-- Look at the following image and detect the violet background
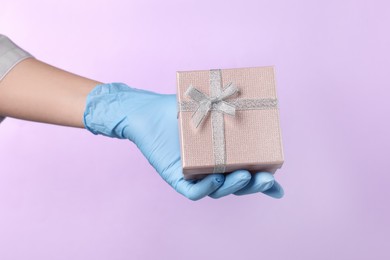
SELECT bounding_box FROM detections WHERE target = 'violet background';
[1,0,389,259]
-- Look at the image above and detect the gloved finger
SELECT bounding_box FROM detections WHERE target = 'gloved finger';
[261,180,284,199]
[234,171,275,196]
[176,174,225,201]
[209,170,251,199]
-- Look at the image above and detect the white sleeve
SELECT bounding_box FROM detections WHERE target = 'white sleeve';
[0,34,34,123]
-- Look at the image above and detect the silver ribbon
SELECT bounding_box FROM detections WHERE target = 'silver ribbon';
[185,82,239,128]
[178,69,278,174]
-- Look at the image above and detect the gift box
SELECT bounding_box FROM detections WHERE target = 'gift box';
[176,66,284,180]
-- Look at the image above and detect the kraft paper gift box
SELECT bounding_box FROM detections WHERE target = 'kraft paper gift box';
[176,66,284,180]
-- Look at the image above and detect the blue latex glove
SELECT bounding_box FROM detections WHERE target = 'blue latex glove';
[83,83,284,200]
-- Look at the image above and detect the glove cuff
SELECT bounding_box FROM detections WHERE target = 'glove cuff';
[83,82,131,139]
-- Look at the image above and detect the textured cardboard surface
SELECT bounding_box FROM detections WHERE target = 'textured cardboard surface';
[177,66,284,179]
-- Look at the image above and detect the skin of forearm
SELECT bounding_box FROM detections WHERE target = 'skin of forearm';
[0,58,101,128]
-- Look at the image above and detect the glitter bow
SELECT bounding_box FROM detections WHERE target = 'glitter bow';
[185,82,239,128]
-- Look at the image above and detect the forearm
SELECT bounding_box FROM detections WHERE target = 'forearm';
[0,58,101,128]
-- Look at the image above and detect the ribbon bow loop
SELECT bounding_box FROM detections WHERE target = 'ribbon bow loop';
[185,82,239,128]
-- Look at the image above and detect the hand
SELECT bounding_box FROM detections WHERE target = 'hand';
[83,83,284,200]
